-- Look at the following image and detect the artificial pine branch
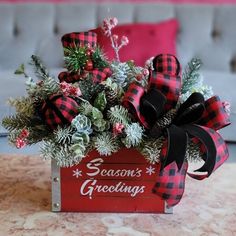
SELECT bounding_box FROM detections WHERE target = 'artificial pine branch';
[8,97,35,117]
[185,140,203,162]
[107,105,131,126]
[27,125,51,144]
[26,77,60,101]
[122,123,144,148]
[181,58,202,94]
[180,58,213,102]
[2,114,33,132]
[2,114,50,144]
[30,55,50,80]
[64,46,88,72]
[139,136,165,164]
[53,126,74,145]
[92,47,109,68]
[40,140,77,167]
[94,132,119,156]
[78,78,105,101]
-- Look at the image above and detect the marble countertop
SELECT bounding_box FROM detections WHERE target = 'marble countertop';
[0,153,235,236]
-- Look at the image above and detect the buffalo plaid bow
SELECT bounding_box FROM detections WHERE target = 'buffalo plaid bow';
[59,32,112,84]
[123,54,230,207]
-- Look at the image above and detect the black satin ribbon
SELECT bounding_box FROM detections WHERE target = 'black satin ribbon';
[140,90,215,173]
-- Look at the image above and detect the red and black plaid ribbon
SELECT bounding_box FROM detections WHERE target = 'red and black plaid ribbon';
[41,95,79,130]
[91,67,112,84]
[123,53,230,207]
[58,72,81,83]
[59,31,111,85]
[62,32,97,48]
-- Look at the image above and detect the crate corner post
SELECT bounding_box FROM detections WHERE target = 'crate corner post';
[51,159,61,212]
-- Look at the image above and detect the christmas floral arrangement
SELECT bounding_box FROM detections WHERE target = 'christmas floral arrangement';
[2,18,231,207]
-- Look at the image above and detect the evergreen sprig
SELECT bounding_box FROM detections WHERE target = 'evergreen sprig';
[108,105,131,126]
[26,77,60,101]
[2,114,32,132]
[40,140,77,167]
[185,140,202,162]
[181,58,202,94]
[94,132,119,156]
[30,55,50,80]
[27,124,51,144]
[54,126,75,145]
[8,97,35,117]
[78,78,105,101]
[122,123,144,148]
[92,46,109,68]
[139,137,165,164]
[180,58,213,102]
[64,46,88,72]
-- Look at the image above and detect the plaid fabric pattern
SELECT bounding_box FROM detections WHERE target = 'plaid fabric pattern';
[187,125,229,180]
[153,160,188,207]
[91,67,112,84]
[41,95,79,130]
[58,71,81,83]
[153,54,181,77]
[61,31,97,49]
[122,82,148,128]
[149,72,181,111]
[198,96,231,130]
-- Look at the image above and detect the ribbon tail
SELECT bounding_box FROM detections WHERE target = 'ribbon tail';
[182,124,229,180]
[153,161,188,207]
[161,125,188,171]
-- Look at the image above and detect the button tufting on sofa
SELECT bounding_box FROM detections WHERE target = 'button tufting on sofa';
[212,29,221,39]
[230,57,236,73]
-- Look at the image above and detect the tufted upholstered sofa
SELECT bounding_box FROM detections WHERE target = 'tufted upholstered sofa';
[0,2,235,141]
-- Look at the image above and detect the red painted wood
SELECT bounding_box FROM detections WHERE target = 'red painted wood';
[60,148,167,213]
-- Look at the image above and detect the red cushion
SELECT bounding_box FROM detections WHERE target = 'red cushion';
[92,19,179,66]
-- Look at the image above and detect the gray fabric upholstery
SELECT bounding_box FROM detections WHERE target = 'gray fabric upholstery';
[0,3,235,141]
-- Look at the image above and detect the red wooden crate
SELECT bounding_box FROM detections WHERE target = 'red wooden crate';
[51,148,173,213]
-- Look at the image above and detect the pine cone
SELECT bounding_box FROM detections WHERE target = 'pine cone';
[149,109,177,138]
[105,87,119,109]
[79,79,105,101]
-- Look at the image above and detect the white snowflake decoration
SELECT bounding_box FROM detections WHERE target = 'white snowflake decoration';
[146,166,156,176]
[72,168,82,178]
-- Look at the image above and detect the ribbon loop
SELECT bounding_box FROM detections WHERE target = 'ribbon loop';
[174,92,205,125]
[122,82,148,127]
[140,88,166,127]
[198,96,231,130]
[152,54,181,77]
[149,72,181,111]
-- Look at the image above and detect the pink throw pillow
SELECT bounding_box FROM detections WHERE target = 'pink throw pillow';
[92,19,179,66]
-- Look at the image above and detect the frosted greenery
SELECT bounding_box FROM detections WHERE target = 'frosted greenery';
[107,105,131,126]
[180,58,213,102]
[122,123,144,148]
[94,132,120,156]
[139,137,165,164]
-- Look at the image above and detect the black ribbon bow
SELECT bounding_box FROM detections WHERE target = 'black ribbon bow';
[141,91,217,174]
